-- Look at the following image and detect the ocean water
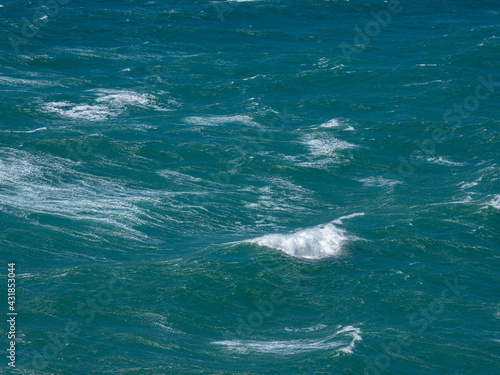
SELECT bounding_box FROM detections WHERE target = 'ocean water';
[0,0,499,374]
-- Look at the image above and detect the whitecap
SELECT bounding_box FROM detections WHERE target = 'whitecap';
[459,179,480,189]
[485,195,500,209]
[318,118,355,131]
[93,89,160,109]
[246,221,349,259]
[319,119,341,128]
[302,133,356,158]
[43,102,116,121]
[42,89,171,121]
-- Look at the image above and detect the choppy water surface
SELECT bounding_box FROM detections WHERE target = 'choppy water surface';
[0,0,499,374]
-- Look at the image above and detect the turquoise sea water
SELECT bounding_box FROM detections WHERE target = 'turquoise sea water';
[0,0,499,374]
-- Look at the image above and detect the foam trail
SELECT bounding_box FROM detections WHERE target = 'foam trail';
[0,148,179,241]
[0,127,47,134]
[213,326,362,355]
[246,221,350,259]
[333,212,365,225]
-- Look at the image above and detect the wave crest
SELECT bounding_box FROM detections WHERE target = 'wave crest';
[246,221,349,259]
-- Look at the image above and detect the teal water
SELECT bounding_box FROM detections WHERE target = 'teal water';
[0,0,499,374]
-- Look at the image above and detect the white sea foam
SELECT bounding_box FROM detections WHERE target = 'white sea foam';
[318,118,354,131]
[157,169,203,182]
[0,127,47,134]
[43,102,117,121]
[459,179,480,189]
[319,119,341,128]
[213,326,361,355]
[247,221,349,259]
[93,89,164,110]
[184,115,260,127]
[0,149,180,241]
[427,157,466,166]
[358,176,403,188]
[485,195,500,209]
[0,75,60,87]
[295,159,341,169]
[42,89,170,121]
[294,134,356,166]
[303,134,356,157]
